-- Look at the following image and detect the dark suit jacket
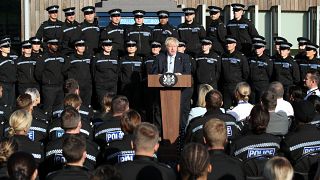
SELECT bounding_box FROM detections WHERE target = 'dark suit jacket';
[151,52,191,74]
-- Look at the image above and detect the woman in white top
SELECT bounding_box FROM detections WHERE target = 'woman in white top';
[227,82,253,121]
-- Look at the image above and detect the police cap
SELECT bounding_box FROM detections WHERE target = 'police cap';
[279,42,292,50]
[297,37,310,46]
[157,10,169,18]
[63,7,75,16]
[231,3,245,11]
[151,41,161,48]
[21,40,32,49]
[102,39,113,46]
[46,5,59,13]
[305,42,319,51]
[201,38,212,45]
[208,6,222,14]
[81,6,95,14]
[225,35,237,44]
[183,8,196,15]
[108,9,122,17]
[133,10,145,18]
[30,37,41,45]
[47,39,59,45]
[74,39,85,46]
[126,40,137,47]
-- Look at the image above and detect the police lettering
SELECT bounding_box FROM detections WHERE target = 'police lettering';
[227,126,232,137]
[106,131,124,142]
[247,148,275,158]
[303,145,320,154]
[28,130,35,141]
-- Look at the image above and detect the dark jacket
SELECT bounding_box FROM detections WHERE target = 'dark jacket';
[195,51,221,85]
[272,55,300,87]
[151,52,191,74]
[78,20,100,55]
[0,54,16,83]
[16,55,38,85]
[36,19,63,42]
[248,53,273,82]
[207,19,227,55]
[46,165,90,180]
[64,53,92,84]
[125,23,152,56]
[100,23,125,55]
[152,23,178,50]
[61,20,80,56]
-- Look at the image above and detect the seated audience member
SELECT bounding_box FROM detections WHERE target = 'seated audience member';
[0,83,11,123]
[287,85,304,104]
[263,156,293,180]
[261,90,289,135]
[7,152,38,180]
[25,87,48,122]
[99,92,116,118]
[45,106,99,173]
[7,109,43,163]
[103,110,141,164]
[48,94,93,141]
[282,100,320,175]
[304,69,320,100]
[203,118,245,180]
[94,95,129,145]
[227,82,253,121]
[230,104,281,161]
[185,89,242,143]
[307,95,320,123]
[268,81,294,116]
[178,143,211,180]
[46,134,90,180]
[116,122,176,180]
[90,165,121,180]
[0,140,16,178]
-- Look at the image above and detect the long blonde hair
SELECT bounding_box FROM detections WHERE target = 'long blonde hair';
[197,84,213,107]
[8,110,32,137]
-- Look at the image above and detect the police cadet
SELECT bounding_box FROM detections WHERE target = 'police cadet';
[152,10,178,51]
[0,36,18,61]
[116,123,176,180]
[207,6,227,55]
[272,41,300,96]
[271,36,287,60]
[125,10,152,57]
[299,42,320,83]
[36,5,63,45]
[64,39,92,107]
[34,39,65,114]
[92,39,119,107]
[16,41,39,95]
[45,107,99,173]
[248,36,273,104]
[119,40,144,110]
[30,37,43,60]
[185,89,242,144]
[227,3,259,57]
[178,8,206,57]
[294,37,310,64]
[61,7,80,56]
[100,9,124,56]
[221,36,249,109]
[79,6,100,56]
[0,38,16,109]
[195,38,221,90]
[282,100,320,174]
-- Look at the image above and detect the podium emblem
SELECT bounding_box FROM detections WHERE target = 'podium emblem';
[159,73,178,87]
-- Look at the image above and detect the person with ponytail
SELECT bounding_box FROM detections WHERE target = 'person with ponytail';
[0,140,16,178]
[227,82,254,121]
[7,151,38,180]
[178,143,212,180]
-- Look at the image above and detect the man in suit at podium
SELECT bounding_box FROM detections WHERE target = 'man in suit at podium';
[151,37,191,132]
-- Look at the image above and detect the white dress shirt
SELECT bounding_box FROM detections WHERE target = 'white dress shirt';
[227,101,253,121]
[305,87,320,100]
[275,98,294,116]
[167,55,175,73]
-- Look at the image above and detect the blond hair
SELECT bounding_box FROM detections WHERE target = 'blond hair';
[197,84,214,107]
[235,82,251,102]
[203,118,227,147]
[165,37,179,47]
[263,156,293,180]
[8,110,32,137]
[0,140,15,164]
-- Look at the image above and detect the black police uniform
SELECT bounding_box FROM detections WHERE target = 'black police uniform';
[91,51,119,104]
[0,49,16,109]
[46,165,90,180]
[65,53,92,106]
[52,104,94,122]
[294,37,310,65]
[78,21,100,56]
[16,54,39,95]
[119,54,144,110]
[9,135,44,163]
[221,49,249,109]
[116,155,177,180]
[36,19,63,44]
[178,21,206,57]
[248,53,273,104]
[185,109,243,144]
[125,25,152,57]
[34,48,65,113]
[103,134,135,165]
[94,116,124,147]
[33,106,49,122]
[208,149,245,180]
[61,20,80,56]
[195,51,221,89]
[45,133,99,172]
[230,132,281,161]
[299,57,320,82]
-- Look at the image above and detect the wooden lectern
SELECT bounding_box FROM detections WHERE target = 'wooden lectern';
[148,74,192,143]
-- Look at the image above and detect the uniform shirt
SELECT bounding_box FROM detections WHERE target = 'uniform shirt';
[91,52,119,89]
[275,98,294,117]
[125,24,152,56]
[299,57,320,82]
[116,155,176,180]
[78,20,100,55]
[305,87,320,100]
[143,54,157,79]
[103,134,135,165]
[52,104,93,122]
[16,55,38,85]
[230,132,281,161]
[227,101,254,121]
[272,56,300,87]
[94,116,124,146]
[207,19,227,55]
[64,53,92,85]
[34,51,65,86]
[221,50,249,84]
[61,20,80,56]
[119,55,143,85]
[100,23,125,55]
[0,53,16,83]
[208,149,245,180]
[195,51,221,85]
[248,53,273,83]
[185,109,243,143]
[46,165,90,180]
[177,21,206,56]
[36,19,63,42]
[152,23,178,50]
